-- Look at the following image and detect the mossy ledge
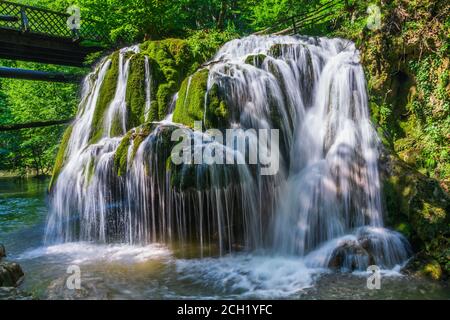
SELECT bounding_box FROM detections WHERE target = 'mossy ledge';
[173,69,208,127]
[126,54,147,128]
[85,36,232,148]
[245,54,267,68]
[172,68,229,128]
[49,124,73,190]
[89,52,120,143]
[114,131,132,177]
[140,38,200,120]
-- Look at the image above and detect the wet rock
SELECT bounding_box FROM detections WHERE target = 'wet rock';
[244,54,267,68]
[0,244,5,259]
[328,240,375,271]
[0,287,33,300]
[47,276,109,300]
[0,261,24,287]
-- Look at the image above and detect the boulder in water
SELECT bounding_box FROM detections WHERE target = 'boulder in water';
[0,261,24,287]
[0,244,5,259]
[328,240,375,271]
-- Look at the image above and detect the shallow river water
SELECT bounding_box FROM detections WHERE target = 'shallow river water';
[0,178,448,300]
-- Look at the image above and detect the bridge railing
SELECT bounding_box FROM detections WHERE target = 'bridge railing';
[254,0,345,36]
[0,0,107,43]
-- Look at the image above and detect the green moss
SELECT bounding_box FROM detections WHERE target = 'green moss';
[126,54,147,128]
[49,124,73,190]
[130,132,146,161]
[205,82,229,128]
[140,38,198,121]
[89,52,120,143]
[173,69,209,127]
[245,54,267,68]
[343,1,450,277]
[114,131,132,177]
[171,68,229,129]
[268,43,301,59]
[149,100,159,122]
[157,82,176,119]
[268,43,283,58]
[80,36,229,134]
[422,260,443,280]
[86,158,95,184]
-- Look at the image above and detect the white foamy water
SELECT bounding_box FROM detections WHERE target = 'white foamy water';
[176,254,325,298]
[16,242,171,264]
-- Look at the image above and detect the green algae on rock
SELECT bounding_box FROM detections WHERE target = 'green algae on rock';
[126,54,147,128]
[89,52,120,143]
[49,124,73,190]
[173,69,209,127]
[172,68,229,129]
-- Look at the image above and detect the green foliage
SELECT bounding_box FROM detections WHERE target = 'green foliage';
[186,29,238,62]
[403,55,450,180]
[382,154,450,277]
[337,0,450,183]
[18,0,247,44]
[0,60,79,176]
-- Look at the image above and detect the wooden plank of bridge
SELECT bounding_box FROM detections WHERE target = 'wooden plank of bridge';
[0,29,102,67]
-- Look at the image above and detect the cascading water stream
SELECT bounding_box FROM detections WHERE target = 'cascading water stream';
[46,35,411,271]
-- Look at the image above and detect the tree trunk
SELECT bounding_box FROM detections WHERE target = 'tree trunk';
[217,0,228,30]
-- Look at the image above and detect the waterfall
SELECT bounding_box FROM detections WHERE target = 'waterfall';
[46,35,411,270]
[143,56,152,122]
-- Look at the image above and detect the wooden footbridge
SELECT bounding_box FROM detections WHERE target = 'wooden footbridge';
[0,1,111,131]
[0,0,107,67]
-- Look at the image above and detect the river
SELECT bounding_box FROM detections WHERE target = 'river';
[1,178,448,299]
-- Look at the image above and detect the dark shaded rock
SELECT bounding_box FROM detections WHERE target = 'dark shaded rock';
[0,244,5,259]
[328,240,375,271]
[0,262,24,287]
